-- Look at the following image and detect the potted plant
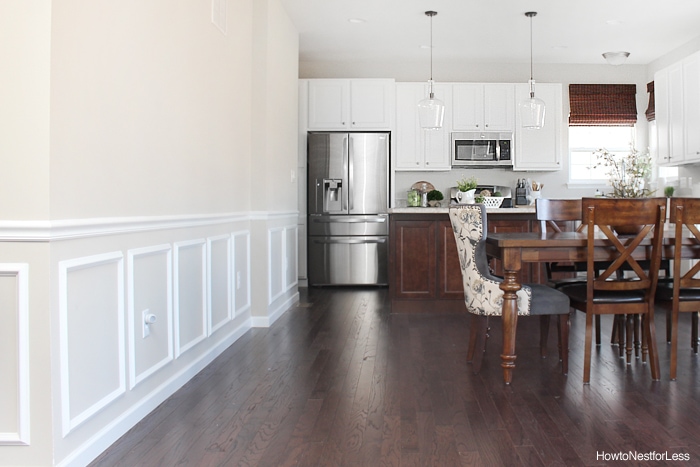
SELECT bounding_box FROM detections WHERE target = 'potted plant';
[593,146,654,234]
[456,176,478,203]
[426,189,443,207]
[593,146,654,198]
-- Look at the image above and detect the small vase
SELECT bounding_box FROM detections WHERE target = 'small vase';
[457,189,476,204]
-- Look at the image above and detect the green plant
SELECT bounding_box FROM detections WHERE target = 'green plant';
[426,189,443,201]
[593,146,654,198]
[456,175,478,192]
[475,195,485,204]
[664,186,675,197]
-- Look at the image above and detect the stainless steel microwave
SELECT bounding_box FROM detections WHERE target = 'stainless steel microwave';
[451,131,513,168]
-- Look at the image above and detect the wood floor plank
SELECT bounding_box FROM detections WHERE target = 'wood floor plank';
[89,288,700,467]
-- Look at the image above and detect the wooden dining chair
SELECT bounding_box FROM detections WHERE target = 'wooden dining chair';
[558,197,666,383]
[536,198,610,347]
[535,198,587,286]
[657,197,700,380]
[449,204,570,375]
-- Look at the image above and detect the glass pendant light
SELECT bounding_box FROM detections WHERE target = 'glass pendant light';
[519,11,546,129]
[418,11,444,130]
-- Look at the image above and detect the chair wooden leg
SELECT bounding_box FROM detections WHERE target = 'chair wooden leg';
[584,313,594,384]
[692,312,699,354]
[557,314,569,375]
[641,314,649,364]
[467,314,479,363]
[633,314,641,360]
[468,315,488,374]
[670,307,679,381]
[625,314,634,364]
[610,315,618,345]
[666,305,672,344]
[644,308,661,381]
[540,315,550,358]
[595,315,601,346]
[616,315,626,358]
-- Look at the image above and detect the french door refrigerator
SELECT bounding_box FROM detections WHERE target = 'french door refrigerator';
[307,132,389,285]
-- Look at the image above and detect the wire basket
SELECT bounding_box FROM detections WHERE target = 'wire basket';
[481,196,505,208]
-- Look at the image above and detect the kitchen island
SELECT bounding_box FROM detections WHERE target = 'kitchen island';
[389,205,542,313]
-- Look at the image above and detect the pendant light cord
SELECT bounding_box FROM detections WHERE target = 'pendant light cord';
[526,12,537,98]
[426,11,437,98]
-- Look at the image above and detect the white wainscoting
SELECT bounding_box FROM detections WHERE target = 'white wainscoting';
[127,245,173,390]
[1,211,298,467]
[268,225,299,304]
[173,239,207,358]
[208,235,232,335]
[0,263,30,446]
[58,252,126,437]
[232,231,251,316]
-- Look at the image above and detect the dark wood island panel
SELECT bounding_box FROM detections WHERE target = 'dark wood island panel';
[389,210,543,313]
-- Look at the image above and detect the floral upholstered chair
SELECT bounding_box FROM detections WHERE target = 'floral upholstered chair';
[449,204,570,374]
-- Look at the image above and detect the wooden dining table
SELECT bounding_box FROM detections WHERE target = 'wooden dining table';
[484,229,700,384]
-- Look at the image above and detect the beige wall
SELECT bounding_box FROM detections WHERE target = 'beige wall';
[49,0,254,219]
[0,0,299,465]
[0,1,51,220]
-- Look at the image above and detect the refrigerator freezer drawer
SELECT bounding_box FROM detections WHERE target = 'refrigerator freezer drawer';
[308,236,388,286]
[308,214,389,236]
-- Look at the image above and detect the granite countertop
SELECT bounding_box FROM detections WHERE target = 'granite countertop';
[389,206,536,214]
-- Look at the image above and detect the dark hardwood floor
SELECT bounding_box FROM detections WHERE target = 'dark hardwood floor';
[90,287,700,466]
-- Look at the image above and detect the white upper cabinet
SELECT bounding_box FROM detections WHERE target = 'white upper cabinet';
[683,53,700,162]
[655,68,671,164]
[656,51,700,166]
[307,79,394,130]
[452,83,514,131]
[513,83,563,171]
[395,83,452,171]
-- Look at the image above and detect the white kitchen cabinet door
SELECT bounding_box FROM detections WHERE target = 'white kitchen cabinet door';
[423,83,452,169]
[483,84,515,131]
[307,79,350,130]
[394,83,451,171]
[452,83,514,131]
[655,68,671,165]
[307,79,394,130]
[668,62,685,164]
[684,52,700,162]
[452,84,484,130]
[513,83,562,171]
[395,83,423,169]
[350,80,394,129]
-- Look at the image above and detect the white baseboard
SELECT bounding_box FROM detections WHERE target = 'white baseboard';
[251,291,299,328]
[57,315,252,467]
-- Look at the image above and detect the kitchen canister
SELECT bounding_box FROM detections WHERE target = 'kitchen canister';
[407,190,421,207]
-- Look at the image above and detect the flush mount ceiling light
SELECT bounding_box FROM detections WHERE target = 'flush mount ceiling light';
[603,51,630,65]
[417,11,445,130]
[519,11,546,130]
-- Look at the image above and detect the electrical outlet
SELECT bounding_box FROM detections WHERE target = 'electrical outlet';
[142,309,150,338]
[236,271,241,290]
[291,169,296,183]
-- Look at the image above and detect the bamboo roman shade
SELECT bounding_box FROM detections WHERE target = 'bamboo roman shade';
[645,81,655,122]
[568,84,638,126]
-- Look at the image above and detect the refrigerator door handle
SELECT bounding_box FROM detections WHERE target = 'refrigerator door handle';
[343,135,349,211]
[348,136,354,212]
[311,238,387,245]
[310,217,386,224]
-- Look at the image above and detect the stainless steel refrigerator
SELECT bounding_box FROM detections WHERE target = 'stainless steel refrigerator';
[307,132,389,286]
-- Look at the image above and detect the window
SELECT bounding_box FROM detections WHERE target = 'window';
[568,84,638,185]
[569,126,635,183]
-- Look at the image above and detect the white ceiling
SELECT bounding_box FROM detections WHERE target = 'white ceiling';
[278,0,700,66]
